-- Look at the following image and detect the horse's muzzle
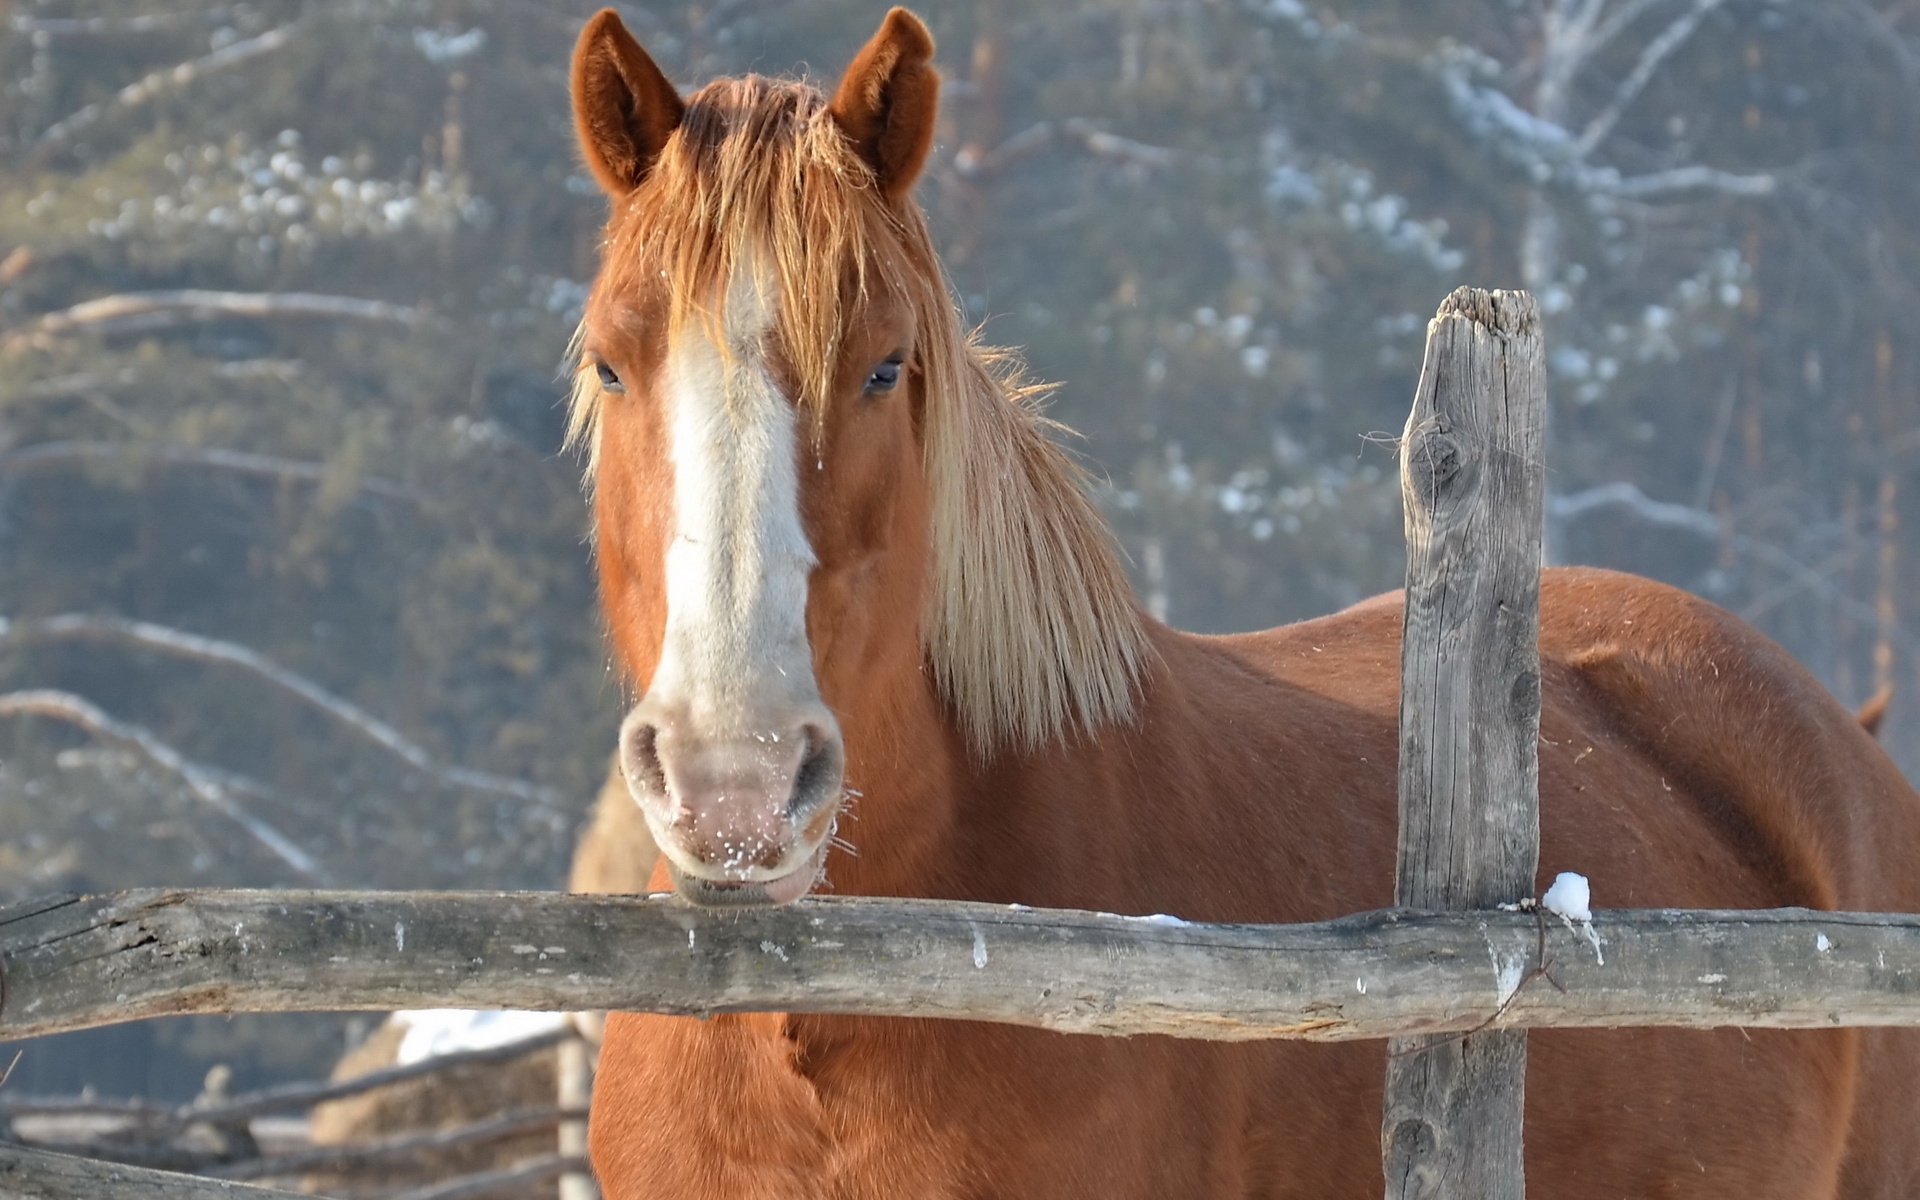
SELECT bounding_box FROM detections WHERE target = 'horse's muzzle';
[619,702,844,905]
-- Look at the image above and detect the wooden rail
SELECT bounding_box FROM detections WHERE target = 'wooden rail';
[6,889,1920,1043]
[0,1143,309,1200]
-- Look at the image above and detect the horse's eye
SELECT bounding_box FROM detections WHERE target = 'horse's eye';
[596,362,625,394]
[865,360,903,393]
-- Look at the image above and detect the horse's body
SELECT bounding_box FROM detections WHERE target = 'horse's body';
[563,9,1920,1196]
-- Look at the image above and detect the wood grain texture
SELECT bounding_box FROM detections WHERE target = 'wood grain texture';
[5,890,1920,1042]
[1384,287,1546,1200]
[0,1144,309,1200]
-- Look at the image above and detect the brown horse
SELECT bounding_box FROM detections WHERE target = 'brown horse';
[564,8,1920,1196]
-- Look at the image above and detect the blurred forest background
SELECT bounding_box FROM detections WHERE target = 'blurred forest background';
[4,0,1920,1096]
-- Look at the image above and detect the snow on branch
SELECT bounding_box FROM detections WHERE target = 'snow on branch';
[1435,6,1776,203]
[34,24,299,153]
[9,291,423,350]
[2,440,415,503]
[0,689,326,882]
[0,614,563,812]
[1599,165,1778,197]
[1438,60,1576,161]
[1573,0,1729,158]
[1440,63,1777,198]
[1548,480,1719,537]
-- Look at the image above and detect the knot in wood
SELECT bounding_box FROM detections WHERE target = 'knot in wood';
[1383,1117,1441,1197]
[1403,423,1463,509]
[1508,669,1541,724]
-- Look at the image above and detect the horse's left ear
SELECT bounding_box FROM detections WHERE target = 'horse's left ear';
[829,8,939,202]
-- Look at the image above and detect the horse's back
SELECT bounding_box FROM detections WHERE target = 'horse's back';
[1213,565,1920,1197]
[1227,566,1920,907]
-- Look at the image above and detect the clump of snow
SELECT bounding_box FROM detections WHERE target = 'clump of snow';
[1542,872,1591,922]
[392,1009,570,1066]
[1816,932,1833,953]
[1122,913,1192,927]
[1543,872,1604,964]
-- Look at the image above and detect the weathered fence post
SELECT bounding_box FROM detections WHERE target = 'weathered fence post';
[1381,287,1546,1200]
[556,1022,597,1200]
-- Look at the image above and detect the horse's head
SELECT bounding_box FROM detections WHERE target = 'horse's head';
[569,7,1148,907]
[567,8,944,905]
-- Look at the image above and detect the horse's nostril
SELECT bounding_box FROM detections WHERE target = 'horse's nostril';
[623,722,668,802]
[789,724,845,820]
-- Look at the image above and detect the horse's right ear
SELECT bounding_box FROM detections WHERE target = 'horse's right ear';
[571,9,684,196]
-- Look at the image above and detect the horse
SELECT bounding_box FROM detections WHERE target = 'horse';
[562,8,1920,1196]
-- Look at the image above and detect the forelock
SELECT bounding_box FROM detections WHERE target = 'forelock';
[573,76,918,426]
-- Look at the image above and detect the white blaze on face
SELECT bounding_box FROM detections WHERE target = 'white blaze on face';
[653,267,815,720]
[625,260,838,889]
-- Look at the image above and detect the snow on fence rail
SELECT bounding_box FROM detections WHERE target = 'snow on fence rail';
[5,288,1920,1200]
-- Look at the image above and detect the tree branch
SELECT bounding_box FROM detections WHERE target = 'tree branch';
[1585,0,1678,70]
[8,291,423,350]
[1573,0,1728,158]
[1549,481,1920,654]
[9,12,235,37]
[204,1105,585,1181]
[1549,479,1718,536]
[0,615,561,812]
[1060,118,1178,168]
[386,1154,590,1200]
[0,1027,574,1130]
[33,25,298,154]
[953,119,1175,179]
[1590,163,1777,196]
[1,441,415,503]
[0,691,326,882]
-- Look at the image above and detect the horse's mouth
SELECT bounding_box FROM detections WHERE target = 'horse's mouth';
[665,841,827,907]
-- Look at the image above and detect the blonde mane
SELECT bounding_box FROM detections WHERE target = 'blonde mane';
[569,75,1151,754]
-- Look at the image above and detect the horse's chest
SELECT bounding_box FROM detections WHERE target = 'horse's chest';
[589,1011,1322,1200]
[589,1011,977,1200]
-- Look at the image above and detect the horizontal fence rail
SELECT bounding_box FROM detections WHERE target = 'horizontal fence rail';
[4,889,1920,1043]
[0,1143,312,1200]
[0,1027,575,1131]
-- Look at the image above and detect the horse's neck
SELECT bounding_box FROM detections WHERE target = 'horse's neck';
[821,636,1165,907]
[824,665,974,897]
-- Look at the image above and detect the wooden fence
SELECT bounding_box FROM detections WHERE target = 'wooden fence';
[4,287,1919,1200]
[1,1024,587,1199]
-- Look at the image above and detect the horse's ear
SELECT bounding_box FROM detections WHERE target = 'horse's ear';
[829,8,939,202]
[571,9,684,196]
